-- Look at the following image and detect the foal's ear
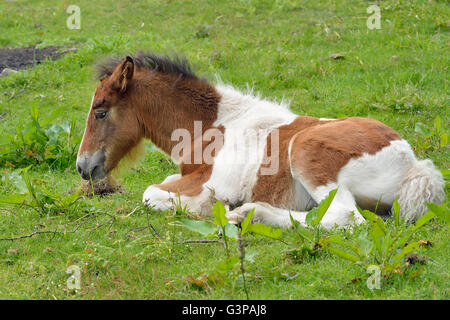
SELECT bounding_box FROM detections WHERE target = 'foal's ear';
[114,56,134,93]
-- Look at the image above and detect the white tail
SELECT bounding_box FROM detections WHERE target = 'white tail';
[397,159,445,222]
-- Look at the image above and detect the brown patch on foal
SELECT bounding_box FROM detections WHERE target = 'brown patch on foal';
[289,117,401,188]
[252,116,321,207]
[156,165,213,197]
[157,126,225,196]
[131,72,222,196]
[129,72,221,157]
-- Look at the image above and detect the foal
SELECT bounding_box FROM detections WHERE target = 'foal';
[76,53,445,229]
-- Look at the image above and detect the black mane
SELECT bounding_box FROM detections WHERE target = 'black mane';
[96,52,198,80]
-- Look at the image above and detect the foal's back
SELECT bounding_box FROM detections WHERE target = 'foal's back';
[289,117,402,187]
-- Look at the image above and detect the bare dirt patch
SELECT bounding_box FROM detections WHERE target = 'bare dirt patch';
[0,46,64,73]
[80,175,123,197]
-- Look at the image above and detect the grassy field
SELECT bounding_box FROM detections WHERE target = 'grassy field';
[0,0,448,299]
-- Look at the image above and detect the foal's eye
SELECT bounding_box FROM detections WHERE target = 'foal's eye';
[95,110,108,120]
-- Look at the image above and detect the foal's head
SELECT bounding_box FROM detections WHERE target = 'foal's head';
[77,52,217,181]
[76,56,142,180]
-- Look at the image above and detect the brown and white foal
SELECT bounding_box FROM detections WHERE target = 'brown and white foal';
[77,53,444,229]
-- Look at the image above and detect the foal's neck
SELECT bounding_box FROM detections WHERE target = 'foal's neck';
[133,73,221,156]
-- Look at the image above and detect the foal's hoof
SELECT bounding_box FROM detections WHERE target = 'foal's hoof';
[142,185,172,211]
[226,212,244,225]
[226,203,255,224]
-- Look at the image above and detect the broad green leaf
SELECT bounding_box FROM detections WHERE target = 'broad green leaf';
[241,208,254,236]
[314,188,338,225]
[305,207,318,226]
[392,242,418,261]
[417,139,431,150]
[247,223,282,239]
[290,213,314,242]
[327,234,345,245]
[393,197,400,227]
[442,169,450,180]
[18,165,32,174]
[179,219,216,237]
[0,194,27,204]
[382,232,393,257]
[371,232,382,254]
[362,208,386,237]
[224,223,238,240]
[326,235,362,257]
[440,133,448,148]
[426,202,449,223]
[212,201,228,227]
[411,211,436,232]
[369,221,386,255]
[397,229,413,249]
[434,115,441,136]
[306,188,338,226]
[371,220,386,238]
[328,247,360,262]
[30,104,39,123]
[289,212,299,227]
[357,207,378,222]
[376,217,386,235]
[63,191,81,206]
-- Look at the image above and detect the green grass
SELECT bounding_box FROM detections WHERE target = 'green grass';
[0,0,448,299]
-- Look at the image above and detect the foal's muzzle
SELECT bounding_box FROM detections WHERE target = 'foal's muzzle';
[76,149,106,180]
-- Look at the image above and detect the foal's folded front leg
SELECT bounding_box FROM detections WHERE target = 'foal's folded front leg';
[142,174,181,210]
[142,173,212,215]
[142,184,174,211]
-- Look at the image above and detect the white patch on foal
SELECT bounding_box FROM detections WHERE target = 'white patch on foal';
[204,84,297,204]
[338,139,415,206]
[77,92,96,159]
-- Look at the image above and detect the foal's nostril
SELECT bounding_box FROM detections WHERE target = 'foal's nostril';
[77,150,106,180]
[76,157,90,180]
[76,163,82,175]
[90,165,99,179]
